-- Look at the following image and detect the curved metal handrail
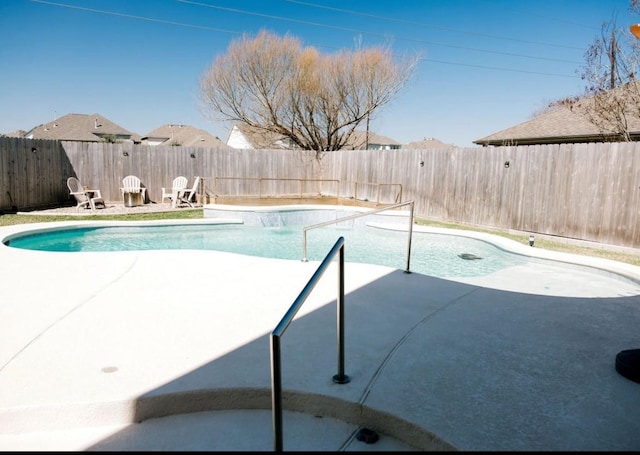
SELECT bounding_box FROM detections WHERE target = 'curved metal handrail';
[270,237,349,452]
[302,201,415,273]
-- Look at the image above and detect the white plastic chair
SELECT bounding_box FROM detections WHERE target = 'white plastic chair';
[66,177,105,212]
[120,175,147,204]
[162,176,188,207]
[176,176,200,208]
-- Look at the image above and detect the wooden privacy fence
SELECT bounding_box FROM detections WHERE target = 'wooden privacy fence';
[321,142,640,248]
[207,177,339,199]
[206,176,403,205]
[1,137,639,248]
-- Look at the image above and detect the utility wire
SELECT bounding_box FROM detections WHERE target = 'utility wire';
[29,0,242,35]
[422,58,579,78]
[284,0,586,50]
[177,0,582,64]
[30,0,582,76]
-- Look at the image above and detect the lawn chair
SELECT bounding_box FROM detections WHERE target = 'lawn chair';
[66,177,105,212]
[162,176,188,208]
[176,176,200,208]
[120,175,147,207]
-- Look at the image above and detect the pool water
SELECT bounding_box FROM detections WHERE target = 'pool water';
[4,224,527,279]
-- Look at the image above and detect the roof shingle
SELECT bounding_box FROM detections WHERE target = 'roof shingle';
[26,113,136,142]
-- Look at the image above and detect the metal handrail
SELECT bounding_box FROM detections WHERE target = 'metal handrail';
[344,181,403,205]
[302,201,415,273]
[210,177,340,198]
[206,177,402,205]
[270,237,349,452]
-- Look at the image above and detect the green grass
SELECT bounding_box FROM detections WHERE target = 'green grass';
[1,210,639,267]
[414,218,640,267]
[0,209,203,226]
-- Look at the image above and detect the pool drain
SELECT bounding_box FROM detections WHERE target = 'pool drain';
[458,253,482,260]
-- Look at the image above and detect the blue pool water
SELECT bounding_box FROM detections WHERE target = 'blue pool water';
[4,224,528,279]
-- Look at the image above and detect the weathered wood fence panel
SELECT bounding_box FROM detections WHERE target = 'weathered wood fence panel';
[1,137,639,248]
[55,142,321,204]
[0,138,72,210]
[320,142,640,248]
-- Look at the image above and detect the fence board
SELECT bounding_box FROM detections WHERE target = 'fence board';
[1,137,639,248]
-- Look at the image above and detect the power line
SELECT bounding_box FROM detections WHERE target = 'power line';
[177,0,582,64]
[30,0,583,76]
[284,0,586,51]
[29,0,242,35]
[422,58,580,78]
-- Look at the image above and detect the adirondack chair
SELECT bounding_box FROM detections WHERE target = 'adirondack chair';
[66,177,105,212]
[161,176,188,207]
[120,175,147,206]
[175,176,200,208]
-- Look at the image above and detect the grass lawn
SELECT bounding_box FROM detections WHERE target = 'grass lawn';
[414,218,640,267]
[0,210,203,226]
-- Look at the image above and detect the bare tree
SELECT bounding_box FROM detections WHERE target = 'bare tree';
[198,30,418,153]
[574,16,640,141]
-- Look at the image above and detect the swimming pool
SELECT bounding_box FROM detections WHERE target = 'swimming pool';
[4,223,528,279]
[3,204,640,297]
[3,216,640,296]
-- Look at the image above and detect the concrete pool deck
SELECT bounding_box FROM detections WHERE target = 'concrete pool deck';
[1,217,640,450]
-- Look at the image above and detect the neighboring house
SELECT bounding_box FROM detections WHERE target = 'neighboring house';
[142,124,227,148]
[226,123,401,150]
[343,130,401,150]
[403,137,455,149]
[21,113,140,143]
[226,123,298,150]
[474,89,640,146]
[3,129,28,138]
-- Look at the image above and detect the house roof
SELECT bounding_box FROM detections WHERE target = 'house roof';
[144,124,227,148]
[473,107,603,146]
[475,83,640,146]
[227,123,401,150]
[3,130,28,138]
[403,137,455,149]
[26,113,138,142]
[343,130,401,149]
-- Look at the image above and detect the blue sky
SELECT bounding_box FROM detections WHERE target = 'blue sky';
[0,0,636,147]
